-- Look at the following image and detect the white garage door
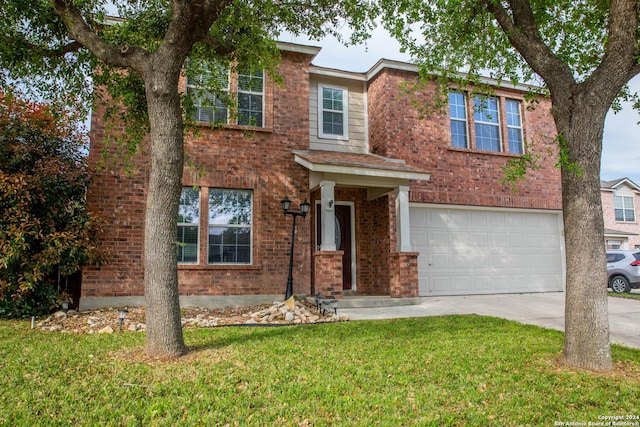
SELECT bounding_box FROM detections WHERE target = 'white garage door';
[410,206,565,296]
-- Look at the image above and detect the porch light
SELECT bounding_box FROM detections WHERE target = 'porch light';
[281,196,310,300]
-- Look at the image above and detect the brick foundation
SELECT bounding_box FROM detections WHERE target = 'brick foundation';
[389,252,419,298]
[313,251,344,298]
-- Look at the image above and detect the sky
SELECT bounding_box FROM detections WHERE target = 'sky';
[279,28,640,187]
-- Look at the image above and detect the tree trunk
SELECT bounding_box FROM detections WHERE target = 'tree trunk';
[555,92,611,371]
[143,72,187,358]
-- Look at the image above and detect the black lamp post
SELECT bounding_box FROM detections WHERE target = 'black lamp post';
[281,196,310,300]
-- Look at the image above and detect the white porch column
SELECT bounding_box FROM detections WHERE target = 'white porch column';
[395,185,412,252]
[320,180,336,251]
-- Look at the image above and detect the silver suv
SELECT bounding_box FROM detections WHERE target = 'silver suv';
[606,250,640,293]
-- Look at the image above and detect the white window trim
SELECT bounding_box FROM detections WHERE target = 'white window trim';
[318,83,349,140]
[236,69,265,127]
[505,98,524,154]
[178,187,200,264]
[207,188,254,265]
[449,91,469,149]
[473,95,502,152]
[614,194,636,222]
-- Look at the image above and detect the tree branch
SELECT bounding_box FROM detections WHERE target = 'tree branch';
[50,0,149,71]
[588,0,640,93]
[486,0,575,89]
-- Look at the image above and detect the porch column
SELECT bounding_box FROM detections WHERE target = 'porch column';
[395,185,412,252]
[320,180,336,251]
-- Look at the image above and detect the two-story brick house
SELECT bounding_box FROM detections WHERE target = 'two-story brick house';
[80,41,564,310]
[601,178,640,250]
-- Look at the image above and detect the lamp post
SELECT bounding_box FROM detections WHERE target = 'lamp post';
[281,196,310,300]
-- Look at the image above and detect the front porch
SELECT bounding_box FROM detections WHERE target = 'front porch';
[294,150,430,300]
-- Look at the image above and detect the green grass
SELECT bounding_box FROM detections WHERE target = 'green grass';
[609,291,640,300]
[1,316,639,426]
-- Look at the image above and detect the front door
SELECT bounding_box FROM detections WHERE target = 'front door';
[317,203,353,290]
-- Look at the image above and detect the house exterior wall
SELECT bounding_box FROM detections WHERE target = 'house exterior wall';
[309,75,368,153]
[83,50,315,302]
[82,45,564,307]
[602,185,640,249]
[367,68,562,210]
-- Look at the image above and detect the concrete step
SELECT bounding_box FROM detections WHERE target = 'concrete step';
[337,296,421,309]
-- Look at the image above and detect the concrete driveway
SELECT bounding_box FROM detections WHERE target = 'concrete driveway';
[340,292,640,349]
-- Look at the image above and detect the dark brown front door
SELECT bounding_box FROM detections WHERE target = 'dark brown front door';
[317,204,353,291]
[335,205,352,290]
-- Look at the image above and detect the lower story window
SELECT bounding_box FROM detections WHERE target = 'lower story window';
[208,189,252,264]
[177,187,200,263]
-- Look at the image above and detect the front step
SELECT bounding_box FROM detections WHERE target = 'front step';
[338,296,421,309]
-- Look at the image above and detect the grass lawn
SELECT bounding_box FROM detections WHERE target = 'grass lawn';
[609,291,640,300]
[1,315,639,426]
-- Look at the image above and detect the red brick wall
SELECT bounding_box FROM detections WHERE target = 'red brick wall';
[389,252,419,298]
[313,251,344,298]
[368,68,562,210]
[84,50,315,298]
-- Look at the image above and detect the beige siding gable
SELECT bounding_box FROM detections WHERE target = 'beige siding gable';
[310,76,367,153]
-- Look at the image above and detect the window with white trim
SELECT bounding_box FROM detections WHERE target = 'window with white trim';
[474,96,501,152]
[177,187,200,263]
[208,189,252,264]
[614,195,635,222]
[449,91,468,148]
[319,84,348,139]
[506,99,524,154]
[237,68,264,126]
[187,66,264,127]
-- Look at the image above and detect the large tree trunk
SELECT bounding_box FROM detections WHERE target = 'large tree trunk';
[555,92,611,371]
[143,72,187,358]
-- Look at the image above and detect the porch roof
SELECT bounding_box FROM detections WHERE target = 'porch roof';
[294,150,430,199]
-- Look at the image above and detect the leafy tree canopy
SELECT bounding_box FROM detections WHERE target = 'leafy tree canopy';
[0,90,104,318]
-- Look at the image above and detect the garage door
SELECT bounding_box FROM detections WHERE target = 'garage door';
[410,206,564,296]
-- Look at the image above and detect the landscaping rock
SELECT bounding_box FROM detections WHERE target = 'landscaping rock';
[33,298,347,334]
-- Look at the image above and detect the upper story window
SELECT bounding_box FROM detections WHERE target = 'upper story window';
[449,92,468,148]
[506,99,524,154]
[448,91,525,155]
[614,195,635,222]
[177,187,200,264]
[474,96,500,152]
[319,84,348,139]
[208,189,252,264]
[187,65,264,127]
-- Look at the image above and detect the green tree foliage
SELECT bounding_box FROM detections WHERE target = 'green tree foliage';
[0,0,374,357]
[0,90,104,318]
[379,0,640,371]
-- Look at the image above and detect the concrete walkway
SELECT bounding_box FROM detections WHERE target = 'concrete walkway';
[340,292,640,349]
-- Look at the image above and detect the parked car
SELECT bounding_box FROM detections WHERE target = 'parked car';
[606,250,640,293]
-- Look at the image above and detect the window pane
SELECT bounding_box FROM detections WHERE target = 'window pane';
[209,189,252,225]
[177,187,199,263]
[615,209,625,222]
[178,188,199,224]
[450,120,468,148]
[208,227,251,264]
[177,226,198,263]
[449,92,466,119]
[238,93,263,126]
[323,88,343,111]
[238,69,263,92]
[474,97,499,123]
[323,111,344,135]
[475,123,500,152]
[208,189,252,264]
[506,100,521,126]
[508,128,523,154]
[449,92,468,148]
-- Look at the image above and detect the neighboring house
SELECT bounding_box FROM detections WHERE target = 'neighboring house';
[601,178,640,250]
[80,42,564,310]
